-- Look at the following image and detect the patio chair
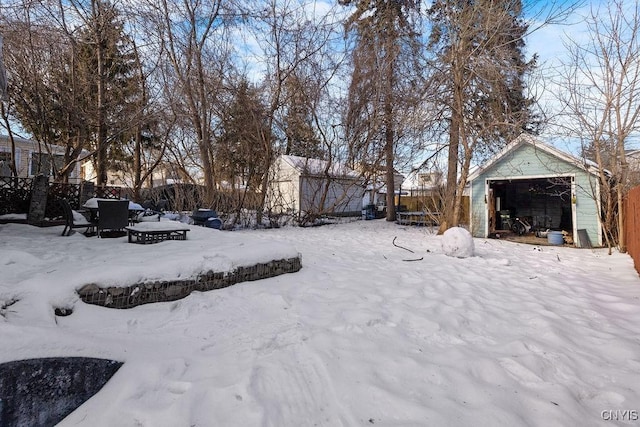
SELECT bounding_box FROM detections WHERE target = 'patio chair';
[155,199,169,212]
[97,200,130,237]
[140,199,168,215]
[60,199,94,236]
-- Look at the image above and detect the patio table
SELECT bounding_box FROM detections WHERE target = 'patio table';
[83,198,145,224]
[83,198,144,211]
[125,222,190,244]
[396,211,441,226]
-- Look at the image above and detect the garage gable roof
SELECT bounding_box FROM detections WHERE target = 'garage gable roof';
[280,155,359,178]
[468,133,600,182]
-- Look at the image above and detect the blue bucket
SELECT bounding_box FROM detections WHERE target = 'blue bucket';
[547,231,564,245]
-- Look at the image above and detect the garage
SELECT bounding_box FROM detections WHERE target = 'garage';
[488,177,573,234]
[468,134,602,247]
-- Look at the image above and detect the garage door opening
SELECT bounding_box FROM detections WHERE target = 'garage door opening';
[487,177,574,238]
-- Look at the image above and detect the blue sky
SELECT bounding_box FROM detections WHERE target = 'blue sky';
[526,0,640,152]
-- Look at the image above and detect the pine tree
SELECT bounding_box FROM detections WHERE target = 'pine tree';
[217,79,272,191]
[75,0,140,186]
[427,0,538,231]
[341,0,422,221]
[283,74,324,159]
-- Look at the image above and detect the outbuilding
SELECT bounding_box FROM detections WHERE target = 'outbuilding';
[468,134,602,247]
[267,155,365,220]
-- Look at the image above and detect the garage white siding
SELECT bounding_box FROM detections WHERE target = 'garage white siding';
[267,155,364,218]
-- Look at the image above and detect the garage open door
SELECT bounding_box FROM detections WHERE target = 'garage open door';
[487,177,574,235]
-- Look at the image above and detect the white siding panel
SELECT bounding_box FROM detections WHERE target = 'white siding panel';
[300,177,363,214]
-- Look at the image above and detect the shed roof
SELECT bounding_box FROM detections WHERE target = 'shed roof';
[280,155,359,178]
[0,134,90,158]
[468,133,600,182]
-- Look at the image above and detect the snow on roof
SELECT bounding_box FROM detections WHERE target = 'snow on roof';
[0,134,90,157]
[468,133,602,182]
[401,169,444,190]
[280,155,359,178]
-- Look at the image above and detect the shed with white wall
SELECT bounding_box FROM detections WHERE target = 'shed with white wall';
[267,155,364,218]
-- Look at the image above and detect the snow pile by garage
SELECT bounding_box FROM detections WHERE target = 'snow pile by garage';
[441,226,475,258]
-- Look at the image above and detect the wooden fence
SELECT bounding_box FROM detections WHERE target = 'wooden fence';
[624,185,640,274]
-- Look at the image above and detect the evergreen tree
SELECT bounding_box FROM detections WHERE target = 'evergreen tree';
[74,0,140,185]
[341,0,422,221]
[427,0,538,230]
[283,74,324,159]
[217,79,272,190]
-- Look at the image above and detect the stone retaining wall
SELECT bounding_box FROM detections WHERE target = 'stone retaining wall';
[77,256,302,309]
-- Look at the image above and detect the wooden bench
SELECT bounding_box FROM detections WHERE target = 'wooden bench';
[125,223,190,244]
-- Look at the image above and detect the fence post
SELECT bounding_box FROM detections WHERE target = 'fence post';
[28,174,49,224]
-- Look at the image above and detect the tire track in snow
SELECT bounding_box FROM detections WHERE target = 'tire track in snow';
[249,343,355,427]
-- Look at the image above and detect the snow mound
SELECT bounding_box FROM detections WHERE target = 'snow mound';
[441,227,474,258]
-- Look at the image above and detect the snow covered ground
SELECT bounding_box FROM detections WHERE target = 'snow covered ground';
[1,219,640,426]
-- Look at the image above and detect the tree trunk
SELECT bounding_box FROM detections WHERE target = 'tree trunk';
[384,83,396,222]
[384,129,396,222]
[1,102,18,177]
[384,31,397,223]
[453,146,472,227]
[133,125,142,201]
[618,135,628,253]
[95,0,107,186]
[440,109,460,233]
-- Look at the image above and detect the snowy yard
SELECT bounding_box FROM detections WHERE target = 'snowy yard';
[1,219,640,426]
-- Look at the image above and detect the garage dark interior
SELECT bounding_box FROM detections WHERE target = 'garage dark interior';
[488,177,573,234]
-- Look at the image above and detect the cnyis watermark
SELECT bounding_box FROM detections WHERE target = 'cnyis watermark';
[601,410,639,421]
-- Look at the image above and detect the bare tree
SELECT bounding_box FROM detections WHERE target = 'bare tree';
[0,34,7,101]
[427,0,539,232]
[240,0,347,225]
[138,0,229,205]
[1,10,88,183]
[556,0,640,253]
[341,0,423,222]
[427,0,579,233]
[1,0,143,184]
